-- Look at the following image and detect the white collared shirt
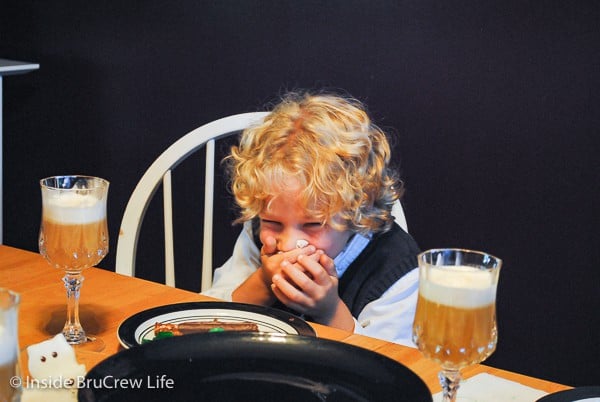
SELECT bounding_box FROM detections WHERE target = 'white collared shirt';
[332,232,371,277]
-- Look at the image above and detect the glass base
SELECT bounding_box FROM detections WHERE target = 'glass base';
[68,335,105,352]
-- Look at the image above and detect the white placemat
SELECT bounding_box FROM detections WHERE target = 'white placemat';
[433,373,547,402]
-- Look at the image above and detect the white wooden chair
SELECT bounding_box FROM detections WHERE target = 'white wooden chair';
[115,112,269,291]
[115,110,409,292]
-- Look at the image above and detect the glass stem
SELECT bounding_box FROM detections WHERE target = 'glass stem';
[63,273,86,344]
[439,369,461,402]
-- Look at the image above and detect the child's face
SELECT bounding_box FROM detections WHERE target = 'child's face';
[258,180,352,258]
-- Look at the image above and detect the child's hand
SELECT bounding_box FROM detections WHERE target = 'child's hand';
[270,250,342,324]
[258,236,317,287]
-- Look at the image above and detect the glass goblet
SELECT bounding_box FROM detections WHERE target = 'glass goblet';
[39,175,109,351]
[412,248,502,402]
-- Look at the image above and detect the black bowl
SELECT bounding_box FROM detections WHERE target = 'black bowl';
[536,386,600,401]
[79,332,432,402]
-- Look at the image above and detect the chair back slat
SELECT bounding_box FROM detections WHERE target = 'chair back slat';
[201,139,216,291]
[163,170,176,287]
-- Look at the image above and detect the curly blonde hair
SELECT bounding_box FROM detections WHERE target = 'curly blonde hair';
[227,91,403,234]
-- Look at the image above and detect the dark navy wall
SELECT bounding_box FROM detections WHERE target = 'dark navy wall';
[1,1,598,387]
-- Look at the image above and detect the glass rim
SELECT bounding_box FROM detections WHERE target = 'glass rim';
[418,248,502,264]
[40,175,109,190]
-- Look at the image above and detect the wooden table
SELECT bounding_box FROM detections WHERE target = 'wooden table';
[0,245,570,396]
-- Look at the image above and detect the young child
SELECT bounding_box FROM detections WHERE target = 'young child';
[203,91,420,346]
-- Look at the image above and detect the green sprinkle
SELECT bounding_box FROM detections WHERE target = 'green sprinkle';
[143,331,176,343]
[155,331,175,338]
[208,327,225,332]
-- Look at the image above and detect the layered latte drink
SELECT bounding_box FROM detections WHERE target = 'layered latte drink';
[39,182,108,273]
[413,266,498,370]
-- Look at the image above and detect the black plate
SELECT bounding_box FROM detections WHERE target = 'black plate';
[536,386,600,401]
[117,301,315,348]
[79,332,432,402]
